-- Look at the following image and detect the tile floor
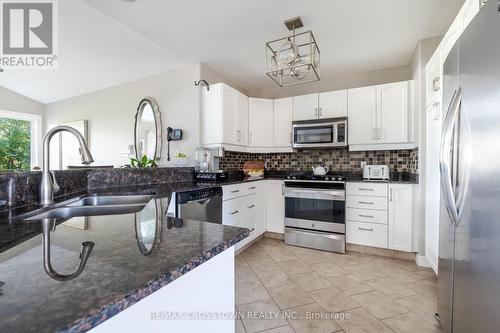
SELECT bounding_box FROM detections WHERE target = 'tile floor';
[235,238,440,333]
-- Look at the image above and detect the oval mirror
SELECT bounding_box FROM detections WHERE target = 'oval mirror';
[134,199,163,256]
[134,97,162,161]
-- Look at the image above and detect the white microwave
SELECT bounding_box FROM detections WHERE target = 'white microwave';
[292,117,347,149]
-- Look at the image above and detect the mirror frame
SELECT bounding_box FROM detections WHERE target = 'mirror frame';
[134,97,162,161]
[134,199,163,256]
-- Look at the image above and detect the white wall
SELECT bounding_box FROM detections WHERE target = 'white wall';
[248,65,412,99]
[410,36,441,265]
[45,65,201,168]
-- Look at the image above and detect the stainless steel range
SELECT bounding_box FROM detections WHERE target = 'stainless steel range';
[284,173,347,254]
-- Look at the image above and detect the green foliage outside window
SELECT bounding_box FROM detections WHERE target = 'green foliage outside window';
[0,118,31,171]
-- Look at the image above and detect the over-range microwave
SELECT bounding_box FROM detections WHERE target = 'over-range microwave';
[292,117,347,149]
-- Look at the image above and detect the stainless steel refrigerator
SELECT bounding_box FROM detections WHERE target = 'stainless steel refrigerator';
[438,1,500,332]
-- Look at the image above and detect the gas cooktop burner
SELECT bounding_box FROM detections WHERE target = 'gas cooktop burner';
[285,172,348,182]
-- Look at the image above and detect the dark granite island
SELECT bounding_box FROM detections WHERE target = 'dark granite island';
[0,189,249,333]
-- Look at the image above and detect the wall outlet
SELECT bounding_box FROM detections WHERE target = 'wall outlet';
[360,161,367,169]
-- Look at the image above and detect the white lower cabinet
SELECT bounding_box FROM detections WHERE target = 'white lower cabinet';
[346,221,388,249]
[266,180,285,234]
[222,181,269,251]
[388,184,414,252]
[346,181,415,252]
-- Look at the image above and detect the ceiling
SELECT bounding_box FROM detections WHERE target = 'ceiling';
[0,0,463,104]
[0,0,186,104]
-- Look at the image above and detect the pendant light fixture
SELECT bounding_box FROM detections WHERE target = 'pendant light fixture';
[266,17,320,87]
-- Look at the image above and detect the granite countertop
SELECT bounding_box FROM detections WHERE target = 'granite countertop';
[0,182,249,333]
[199,171,419,186]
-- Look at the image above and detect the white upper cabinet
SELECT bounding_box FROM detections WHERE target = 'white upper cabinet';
[293,90,347,121]
[293,93,318,121]
[236,92,249,146]
[348,81,412,149]
[319,90,348,118]
[348,86,377,145]
[201,83,248,147]
[388,184,414,252]
[377,81,408,144]
[248,98,274,147]
[222,84,238,145]
[273,97,293,148]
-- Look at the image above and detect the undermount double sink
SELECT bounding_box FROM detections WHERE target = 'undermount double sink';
[23,194,153,221]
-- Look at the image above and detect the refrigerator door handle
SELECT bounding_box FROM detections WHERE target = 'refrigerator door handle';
[440,88,464,226]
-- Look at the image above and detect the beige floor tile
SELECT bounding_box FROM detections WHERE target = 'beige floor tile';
[236,255,250,268]
[255,267,295,288]
[405,279,438,300]
[247,257,281,273]
[378,267,423,284]
[286,303,342,333]
[335,307,393,333]
[351,290,409,319]
[277,259,312,276]
[242,244,269,259]
[292,271,333,292]
[288,246,332,264]
[236,265,260,285]
[395,294,438,327]
[415,268,438,280]
[236,319,246,333]
[311,262,349,277]
[265,247,299,262]
[365,276,417,299]
[259,325,296,333]
[267,282,315,309]
[308,287,360,313]
[344,263,387,281]
[326,274,376,296]
[236,279,271,305]
[323,252,364,268]
[238,299,289,333]
[382,312,442,333]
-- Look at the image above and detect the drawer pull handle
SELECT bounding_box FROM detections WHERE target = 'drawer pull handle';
[247,204,256,208]
[229,210,239,215]
[359,201,374,204]
[358,188,374,191]
[358,227,374,231]
[359,214,374,218]
[249,187,257,190]
[230,190,240,193]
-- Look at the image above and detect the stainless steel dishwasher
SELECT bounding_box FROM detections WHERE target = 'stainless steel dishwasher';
[173,187,223,224]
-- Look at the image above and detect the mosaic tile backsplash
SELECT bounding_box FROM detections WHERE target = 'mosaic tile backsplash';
[219,148,418,174]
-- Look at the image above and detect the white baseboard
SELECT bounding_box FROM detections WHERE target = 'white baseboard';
[416,254,438,274]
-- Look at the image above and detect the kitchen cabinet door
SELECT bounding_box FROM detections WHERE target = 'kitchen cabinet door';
[293,93,318,121]
[348,86,377,145]
[246,182,267,236]
[248,98,274,147]
[388,184,413,252]
[236,92,249,146]
[273,97,293,147]
[266,180,285,234]
[222,84,238,145]
[319,90,347,118]
[377,81,408,144]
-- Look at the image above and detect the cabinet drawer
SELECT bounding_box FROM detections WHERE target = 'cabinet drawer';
[223,195,256,226]
[346,195,387,211]
[346,208,387,224]
[223,184,245,200]
[346,221,388,248]
[245,181,262,195]
[346,182,388,197]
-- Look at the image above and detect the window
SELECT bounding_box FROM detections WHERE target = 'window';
[0,110,42,171]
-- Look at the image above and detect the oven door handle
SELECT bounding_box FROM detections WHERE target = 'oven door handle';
[284,188,345,201]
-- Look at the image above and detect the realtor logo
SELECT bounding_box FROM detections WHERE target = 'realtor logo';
[0,0,58,69]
